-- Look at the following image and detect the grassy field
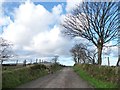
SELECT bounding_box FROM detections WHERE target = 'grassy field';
[73,64,119,88]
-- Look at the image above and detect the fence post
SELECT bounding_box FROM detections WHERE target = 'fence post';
[39,59,41,64]
[115,66,118,75]
[30,59,32,64]
[36,59,38,64]
[23,59,26,66]
[16,60,18,66]
[108,57,110,66]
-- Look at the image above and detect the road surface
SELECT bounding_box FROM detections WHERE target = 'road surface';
[17,67,93,88]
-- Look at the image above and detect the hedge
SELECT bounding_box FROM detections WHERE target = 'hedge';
[75,64,120,87]
[2,64,48,88]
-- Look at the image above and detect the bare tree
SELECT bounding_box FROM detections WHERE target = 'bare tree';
[70,43,89,64]
[86,48,98,64]
[52,55,59,64]
[62,2,118,65]
[0,37,13,65]
[70,47,77,63]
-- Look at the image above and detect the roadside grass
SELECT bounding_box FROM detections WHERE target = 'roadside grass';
[73,65,118,88]
[2,63,63,88]
[2,64,48,88]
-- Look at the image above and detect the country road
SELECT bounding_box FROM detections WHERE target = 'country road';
[17,67,93,88]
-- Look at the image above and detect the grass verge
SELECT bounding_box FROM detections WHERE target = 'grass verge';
[73,65,118,88]
[2,63,63,89]
[2,64,48,88]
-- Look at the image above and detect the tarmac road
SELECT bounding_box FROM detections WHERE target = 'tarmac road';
[17,67,93,88]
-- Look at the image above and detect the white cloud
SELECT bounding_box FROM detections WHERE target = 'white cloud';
[29,25,72,56]
[0,16,12,28]
[103,41,118,57]
[0,0,12,28]
[2,1,53,45]
[52,4,63,15]
[1,1,73,58]
[66,0,83,13]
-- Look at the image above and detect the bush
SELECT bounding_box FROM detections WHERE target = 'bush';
[49,63,62,72]
[2,64,48,88]
[30,64,47,70]
[75,64,120,88]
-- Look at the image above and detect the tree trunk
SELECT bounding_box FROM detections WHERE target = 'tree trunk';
[83,59,85,64]
[74,57,77,64]
[108,57,110,66]
[1,60,3,65]
[78,57,80,63]
[92,59,95,64]
[92,53,96,64]
[116,55,120,66]
[97,46,103,65]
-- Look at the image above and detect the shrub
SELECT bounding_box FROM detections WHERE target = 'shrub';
[75,64,120,88]
[73,64,120,90]
[2,64,48,88]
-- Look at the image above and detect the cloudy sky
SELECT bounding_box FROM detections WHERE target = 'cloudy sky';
[0,0,118,66]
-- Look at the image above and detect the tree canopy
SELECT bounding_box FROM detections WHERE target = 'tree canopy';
[0,37,14,64]
[62,2,119,65]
